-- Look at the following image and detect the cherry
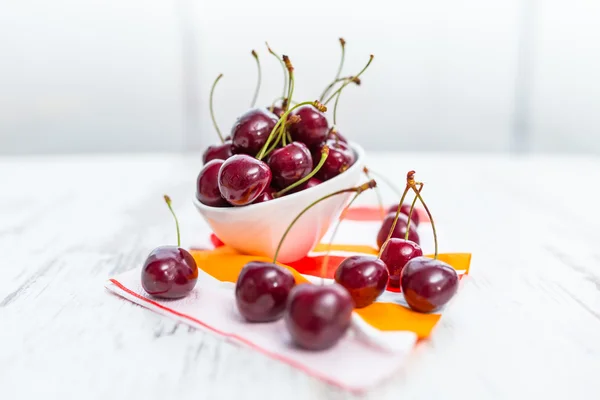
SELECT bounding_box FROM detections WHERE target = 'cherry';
[141,196,198,299]
[284,283,353,350]
[202,141,233,164]
[327,128,348,143]
[235,261,296,322]
[401,257,458,313]
[196,159,228,207]
[268,142,313,189]
[377,212,419,248]
[334,255,388,308]
[379,238,423,288]
[387,203,421,226]
[218,154,272,206]
[289,177,321,194]
[231,108,279,156]
[314,140,355,181]
[288,105,329,148]
[252,186,275,204]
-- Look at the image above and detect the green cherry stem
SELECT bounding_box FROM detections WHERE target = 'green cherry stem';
[363,166,385,219]
[163,195,180,247]
[410,182,438,259]
[282,55,295,113]
[404,182,422,239]
[324,54,374,106]
[272,180,377,265]
[319,38,346,101]
[256,100,326,160]
[274,146,329,198]
[321,189,362,282]
[251,50,261,108]
[266,42,287,102]
[209,73,225,143]
[377,170,415,258]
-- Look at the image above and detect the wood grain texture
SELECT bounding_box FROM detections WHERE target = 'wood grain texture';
[1,152,599,399]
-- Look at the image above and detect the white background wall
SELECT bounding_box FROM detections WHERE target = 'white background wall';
[0,0,598,155]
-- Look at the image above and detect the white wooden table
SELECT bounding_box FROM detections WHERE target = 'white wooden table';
[1,152,599,399]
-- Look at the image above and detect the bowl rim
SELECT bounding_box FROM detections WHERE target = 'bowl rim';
[193,140,366,214]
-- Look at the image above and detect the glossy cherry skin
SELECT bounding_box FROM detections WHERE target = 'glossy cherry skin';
[235,261,296,322]
[231,108,279,156]
[387,203,421,226]
[252,186,275,204]
[327,129,348,143]
[288,105,329,148]
[218,154,272,206]
[334,255,389,308]
[376,212,420,248]
[314,140,355,181]
[401,256,459,313]
[284,283,353,350]
[380,238,423,288]
[268,142,313,189]
[141,246,198,299]
[202,141,233,164]
[268,105,284,117]
[196,159,228,207]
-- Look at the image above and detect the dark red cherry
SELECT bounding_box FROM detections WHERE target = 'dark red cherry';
[231,108,279,156]
[380,238,423,288]
[218,154,272,206]
[141,246,198,299]
[401,256,459,313]
[235,261,296,322]
[288,105,329,148]
[326,129,348,143]
[377,212,420,248]
[387,203,421,226]
[268,142,313,189]
[202,141,233,164]
[334,255,388,308]
[252,186,275,204]
[314,140,355,181]
[268,105,284,117]
[196,159,228,207]
[288,177,322,195]
[284,283,353,350]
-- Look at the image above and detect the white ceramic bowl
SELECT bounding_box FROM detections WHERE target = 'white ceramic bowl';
[193,141,366,263]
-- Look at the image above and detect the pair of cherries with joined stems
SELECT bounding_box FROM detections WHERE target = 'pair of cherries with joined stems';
[196,38,372,209]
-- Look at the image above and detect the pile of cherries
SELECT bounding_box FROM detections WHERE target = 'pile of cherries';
[141,170,459,352]
[196,39,372,208]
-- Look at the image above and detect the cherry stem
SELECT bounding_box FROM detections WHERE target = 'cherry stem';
[283,55,294,112]
[209,73,225,143]
[251,50,261,108]
[410,182,438,259]
[377,170,415,258]
[319,76,356,103]
[363,167,385,219]
[271,96,297,109]
[266,42,287,102]
[324,55,373,106]
[256,100,325,160]
[272,180,377,265]
[334,38,346,81]
[404,183,422,239]
[321,190,361,284]
[274,146,329,198]
[163,195,181,248]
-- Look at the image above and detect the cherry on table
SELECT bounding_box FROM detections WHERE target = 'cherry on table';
[334,255,388,308]
[218,154,272,206]
[401,256,458,313]
[288,105,330,148]
[235,261,296,322]
[314,139,355,181]
[379,238,422,288]
[196,159,228,207]
[268,142,313,189]
[231,108,279,156]
[202,141,233,164]
[141,196,198,299]
[376,212,420,248]
[284,283,353,350]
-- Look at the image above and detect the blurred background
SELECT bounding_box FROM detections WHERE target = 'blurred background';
[1,0,598,155]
